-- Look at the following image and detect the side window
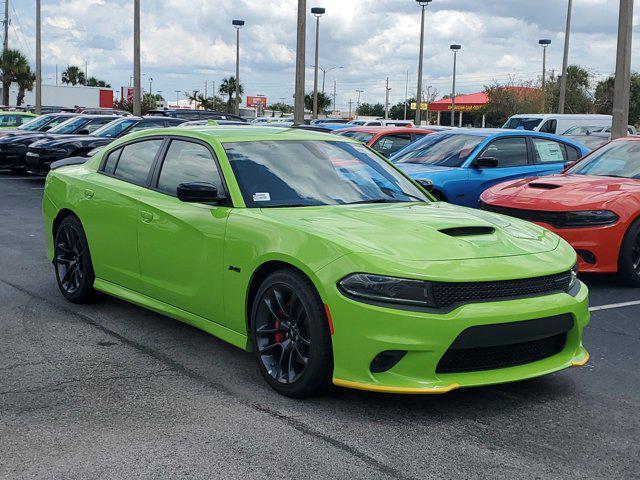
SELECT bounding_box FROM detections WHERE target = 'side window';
[0,115,18,126]
[113,139,163,185]
[371,134,412,156]
[539,119,557,134]
[157,140,223,196]
[129,121,165,133]
[482,137,529,167]
[531,138,568,163]
[103,148,122,175]
[367,122,382,126]
[565,145,581,162]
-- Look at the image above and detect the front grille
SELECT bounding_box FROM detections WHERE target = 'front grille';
[436,314,573,374]
[480,203,571,228]
[431,270,572,309]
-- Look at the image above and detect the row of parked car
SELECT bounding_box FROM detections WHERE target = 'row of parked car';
[2,110,639,286]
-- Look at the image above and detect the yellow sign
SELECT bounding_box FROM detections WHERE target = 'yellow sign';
[410,102,429,110]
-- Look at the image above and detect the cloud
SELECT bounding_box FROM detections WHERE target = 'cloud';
[11,0,638,109]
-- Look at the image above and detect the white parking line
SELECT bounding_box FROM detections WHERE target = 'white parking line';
[589,300,640,312]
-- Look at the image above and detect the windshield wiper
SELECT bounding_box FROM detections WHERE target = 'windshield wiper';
[346,199,403,205]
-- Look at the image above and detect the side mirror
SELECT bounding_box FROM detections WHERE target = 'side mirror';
[474,156,499,168]
[177,182,220,203]
[416,178,434,192]
[41,125,52,131]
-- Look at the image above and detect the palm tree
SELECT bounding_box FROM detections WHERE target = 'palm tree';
[219,76,244,113]
[0,49,30,106]
[61,65,86,86]
[304,92,332,113]
[16,66,35,106]
[86,76,111,88]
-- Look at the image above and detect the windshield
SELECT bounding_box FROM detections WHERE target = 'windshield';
[502,117,543,130]
[224,140,429,208]
[18,114,55,131]
[393,133,485,167]
[567,140,640,178]
[49,117,90,134]
[92,118,138,137]
[338,131,375,143]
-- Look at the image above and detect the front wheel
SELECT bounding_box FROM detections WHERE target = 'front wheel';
[250,269,333,398]
[618,218,640,287]
[53,215,97,303]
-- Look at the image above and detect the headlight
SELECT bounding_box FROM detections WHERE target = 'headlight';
[569,263,579,290]
[338,273,436,307]
[564,210,618,227]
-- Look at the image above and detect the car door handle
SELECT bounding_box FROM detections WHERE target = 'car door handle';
[83,189,94,199]
[140,210,154,223]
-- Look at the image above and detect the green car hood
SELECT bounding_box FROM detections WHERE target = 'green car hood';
[260,202,560,262]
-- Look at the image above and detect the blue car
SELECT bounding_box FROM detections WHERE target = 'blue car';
[390,129,591,207]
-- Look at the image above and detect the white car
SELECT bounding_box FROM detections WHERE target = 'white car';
[503,114,613,135]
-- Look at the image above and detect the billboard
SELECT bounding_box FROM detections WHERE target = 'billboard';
[246,96,267,108]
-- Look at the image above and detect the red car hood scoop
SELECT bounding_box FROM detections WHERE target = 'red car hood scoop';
[528,182,563,190]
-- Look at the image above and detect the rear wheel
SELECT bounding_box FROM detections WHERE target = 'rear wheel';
[53,215,97,303]
[618,218,640,287]
[250,269,333,398]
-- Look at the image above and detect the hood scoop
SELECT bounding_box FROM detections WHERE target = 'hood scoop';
[439,226,495,237]
[528,182,562,190]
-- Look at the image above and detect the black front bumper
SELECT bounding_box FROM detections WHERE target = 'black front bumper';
[26,150,66,174]
[0,145,28,168]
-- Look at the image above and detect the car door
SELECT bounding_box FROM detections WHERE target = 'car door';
[530,136,572,176]
[467,136,534,206]
[136,137,230,324]
[81,138,164,291]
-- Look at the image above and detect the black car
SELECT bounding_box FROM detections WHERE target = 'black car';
[25,116,185,174]
[0,115,119,172]
[0,113,79,139]
[146,109,246,122]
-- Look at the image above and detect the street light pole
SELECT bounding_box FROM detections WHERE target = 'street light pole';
[311,7,325,120]
[355,89,364,118]
[133,0,141,116]
[539,39,551,112]
[175,90,180,107]
[294,0,307,125]
[558,0,572,114]
[384,77,391,119]
[35,0,41,114]
[450,44,460,127]
[611,0,634,139]
[414,0,432,126]
[232,20,244,116]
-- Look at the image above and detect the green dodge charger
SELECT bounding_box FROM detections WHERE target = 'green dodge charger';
[42,126,590,398]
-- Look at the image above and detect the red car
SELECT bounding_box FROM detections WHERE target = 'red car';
[336,127,433,157]
[481,137,640,285]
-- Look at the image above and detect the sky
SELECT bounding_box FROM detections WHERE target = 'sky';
[8,0,640,111]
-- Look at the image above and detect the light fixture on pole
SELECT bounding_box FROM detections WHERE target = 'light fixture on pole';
[311,7,325,119]
[539,39,551,112]
[232,19,245,116]
[449,44,461,127]
[414,0,433,126]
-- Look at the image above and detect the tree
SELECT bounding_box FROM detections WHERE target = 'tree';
[269,102,293,114]
[184,91,201,108]
[594,73,640,126]
[482,80,544,126]
[304,91,332,113]
[356,102,385,117]
[196,94,227,112]
[219,76,244,113]
[61,65,87,86]
[0,49,30,105]
[86,76,111,88]
[16,66,35,106]
[543,65,594,114]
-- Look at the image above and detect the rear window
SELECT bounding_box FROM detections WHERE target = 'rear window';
[394,133,485,167]
[502,117,543,131]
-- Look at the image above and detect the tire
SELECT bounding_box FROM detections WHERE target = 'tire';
[618,218,640,287]
[53,215,97,303]
[250,269,333,398]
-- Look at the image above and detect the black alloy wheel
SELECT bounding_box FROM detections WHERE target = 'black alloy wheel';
[53,215,97,303]
[251,270,333,398]
[619,218,640,287]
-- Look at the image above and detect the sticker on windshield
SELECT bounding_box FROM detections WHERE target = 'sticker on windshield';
[252,192,271,202]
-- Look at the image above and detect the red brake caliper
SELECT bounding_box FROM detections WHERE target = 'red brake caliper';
[274,320,285,343]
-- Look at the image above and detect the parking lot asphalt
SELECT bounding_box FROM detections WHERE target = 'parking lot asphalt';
[0,171,639,480]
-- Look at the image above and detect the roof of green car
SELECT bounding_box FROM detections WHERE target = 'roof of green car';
[0,111,37,116]
[136,125,355,143]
